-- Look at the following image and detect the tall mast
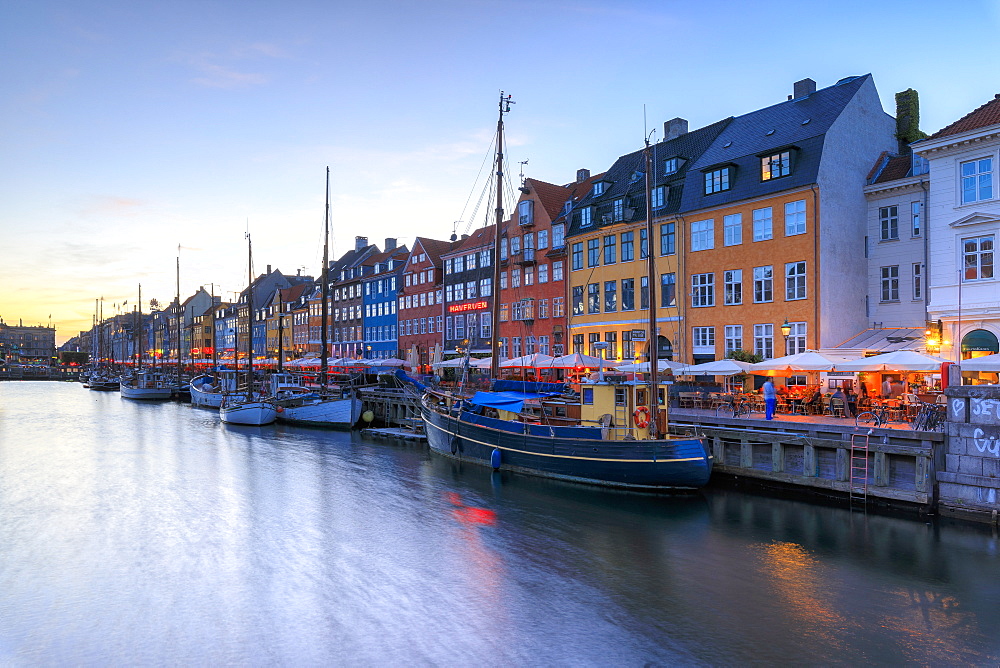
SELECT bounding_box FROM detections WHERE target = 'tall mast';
[210,283,218,371]
[490,91,513,381]
[246,233,255,388]
[643,139,660,439]
[276,288,284,372]
[320,166,331,388]
[137,284,142,369]
[176,252,182,388]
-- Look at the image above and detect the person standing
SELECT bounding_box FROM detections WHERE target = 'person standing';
[763,379,777,420]
[881,378,892,399]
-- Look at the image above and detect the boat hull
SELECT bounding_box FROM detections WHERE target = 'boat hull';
[276,396,362,429]
[220,399,277,425]
[421,400,712,490]
[190,375,224,408]
[120,385,173,400]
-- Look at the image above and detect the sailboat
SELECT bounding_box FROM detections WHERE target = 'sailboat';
[417,92,713,490]
[271,167,362,429]
[121,285,173,400]
[220,233,278,426]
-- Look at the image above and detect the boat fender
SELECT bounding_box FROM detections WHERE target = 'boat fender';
[276,406,284,413]
[362,410,374,423]
[490,448,501,470]
[633,406,651,429]
[450,436,459,455]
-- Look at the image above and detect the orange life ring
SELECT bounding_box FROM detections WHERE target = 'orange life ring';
[633,406,651,429]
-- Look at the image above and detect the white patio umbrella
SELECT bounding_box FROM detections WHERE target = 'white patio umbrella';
[363,357,406,367]
[960,354,1000,372]
[405,346,419,370]
[499,353,556,368]
[548,353,605,368]
[431,343,443,365]
[614,360,688,373]
[751,351,854,373]
[835,350,951,372]
[431,358,466,369]
[680,359,755,376]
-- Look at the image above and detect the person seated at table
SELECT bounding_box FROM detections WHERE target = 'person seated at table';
[858,384,869,406]
[844,387,858,416]
[804,389,823,413]
[831,387,853,418]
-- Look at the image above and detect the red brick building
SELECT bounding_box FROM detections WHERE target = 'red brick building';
[397,236,456,372]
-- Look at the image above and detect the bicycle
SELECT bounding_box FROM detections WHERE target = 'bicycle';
[855,404,889,428]
[911,402,947,431]
[717,396,753,419]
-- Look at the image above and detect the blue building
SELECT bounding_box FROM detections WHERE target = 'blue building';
[362,245,408,359]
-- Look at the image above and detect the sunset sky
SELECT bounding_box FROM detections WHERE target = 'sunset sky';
[2,0,998,344]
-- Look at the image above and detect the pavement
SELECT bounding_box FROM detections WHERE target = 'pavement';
[670,406,916,431]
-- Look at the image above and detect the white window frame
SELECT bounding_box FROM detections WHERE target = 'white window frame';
[752,207,773,242]
[724,269,742,305]
[753,266,773,303]
[784,199,806,236]
[785,261,806,301]
[961,157,994,204]
[691,219,714,251]
[723,213,742,246]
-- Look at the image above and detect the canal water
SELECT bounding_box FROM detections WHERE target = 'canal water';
[2,382,999,666]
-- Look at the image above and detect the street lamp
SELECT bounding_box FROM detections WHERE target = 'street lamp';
[593,341,609,383]
[780,319,791,354]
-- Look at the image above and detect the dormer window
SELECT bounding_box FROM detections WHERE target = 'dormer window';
[704,167,732,195]
[580,207,593,227]
[651,186,666,208]
[563,199,573,214]
[613,198,624,222]
[761,151,792,181]
[664,157,683,175]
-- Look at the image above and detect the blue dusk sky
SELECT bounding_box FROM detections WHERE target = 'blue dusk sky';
[2,0,998,343]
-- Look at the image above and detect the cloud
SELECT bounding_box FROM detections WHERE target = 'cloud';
[173,42,289,90]
[191,63,268,89]
[76,195,145,219]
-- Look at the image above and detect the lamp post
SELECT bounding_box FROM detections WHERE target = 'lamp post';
[780,319,792,355]
[593,341,609,383]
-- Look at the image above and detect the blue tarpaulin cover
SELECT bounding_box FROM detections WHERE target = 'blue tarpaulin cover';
[471,390,562,414]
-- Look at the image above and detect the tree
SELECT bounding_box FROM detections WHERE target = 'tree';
[726,349,762,364]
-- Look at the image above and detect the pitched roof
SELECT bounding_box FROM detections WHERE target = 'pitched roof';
[926,94,1000,139]
[413,236,459,265]
[442,224,496,256]
[869,153,914,184]
[681,75,872,211]
[526,178,573,221]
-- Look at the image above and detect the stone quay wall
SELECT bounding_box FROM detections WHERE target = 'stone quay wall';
[939,384,1000,524]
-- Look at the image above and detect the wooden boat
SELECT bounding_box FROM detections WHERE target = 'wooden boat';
[120,370,173,400]
[418,92,712,490]
[270,373,362,428]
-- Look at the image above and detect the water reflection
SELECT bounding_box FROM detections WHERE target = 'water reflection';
[0,382,998,665]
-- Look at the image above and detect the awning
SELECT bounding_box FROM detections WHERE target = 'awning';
[962,329,999,354]
[832,327,927,354]
[470,390,561,414]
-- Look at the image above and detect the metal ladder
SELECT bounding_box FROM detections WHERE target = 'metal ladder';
[849,431,871,509]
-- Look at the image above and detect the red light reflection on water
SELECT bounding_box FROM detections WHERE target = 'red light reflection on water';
[445,492,497,526]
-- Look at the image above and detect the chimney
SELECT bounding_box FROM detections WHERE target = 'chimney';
[793,78,816,99]
[663,118,688,141]
[266,264,271,274]
[384,237,397,251]
[461,234,469,240]
[576,168,590,183]
[355,236,368,251]
[894,88,926,154]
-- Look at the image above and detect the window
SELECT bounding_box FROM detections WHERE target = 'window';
[724,269,742,305]
[538,335,550,355]
[640,276,649,310]
[640,228,649,258]
[522,268,533,286]
[692,326,715,348]
[480,277,492,296]
[880,265,900,301]
[664,157,680,175]
[785,261,806,300]
[621,278,635,310]
[535,229,548,250]
[784,200,806,236]
[538,263,548,283]
[572,286,584,315]
[753,323,774,359]
[879,205,899,241]
[511,337,521,358]
[691,273,714,307]
[467,280,477,298]
[785,321,807,355]
[588,283,600,313]
[962,235,994,280]
[623,331,634,360]
[518,199,534,225]
[603,235,616,264]
[705,167,731,194]
[455,255,465,273]
[724,325,743,356]
[445,316,453,340]
[753,266,773,303]
[587,238,600,267]
[466,313,478,339]
[621,231,634,262]
[480,249,491,266]
[604,281,617,312]
[572,333,584,354]
[613,199,624,222]
[592,182,605,197]
[553,297,565,317]
[499,304,508,322]
[761,151,791,181]
[553,261,564,281]
[660,222,675,256]
[660,273,676,308]
[571,242,583,270]
[752,207,773,241]
[538,299,549,319]
[499,272,507,290]
[480,314,490,339]
[913,263,923,300]
[581,207,593,227]
[723,213,742,246]
[509,237,520,256]
[651,186,666,208]
[553,224,565,248]
[691,219,714,251]
[961,157,993,204]
[911,201,922,237]
[588,333,601,357]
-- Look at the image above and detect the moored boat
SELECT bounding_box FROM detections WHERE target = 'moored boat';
[269,372,362,428]
[220,391,278,425]
[120,370,173,400]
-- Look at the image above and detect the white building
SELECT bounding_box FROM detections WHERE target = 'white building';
[914,95,1000,361]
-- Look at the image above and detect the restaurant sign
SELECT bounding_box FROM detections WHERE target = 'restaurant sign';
[448,300,488,314]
